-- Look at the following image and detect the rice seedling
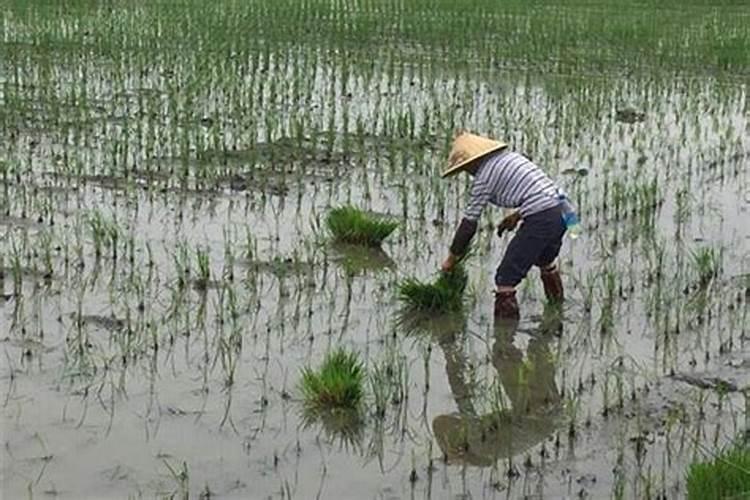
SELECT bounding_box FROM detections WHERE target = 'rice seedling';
[397,265,468,313]
[325,206,398,247]
[369,340,410,421]
[300,349,365,411]
[686,438,750,500]
[598,268,618,335]
[690,246,723,288]
[162,459,190,499]
[194,247,211,291]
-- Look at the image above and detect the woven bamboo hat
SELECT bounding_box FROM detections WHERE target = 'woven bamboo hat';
[441,132,508,178]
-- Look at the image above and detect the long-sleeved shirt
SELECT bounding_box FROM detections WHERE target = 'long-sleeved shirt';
[449,149,562,256]
[464,149,561,221]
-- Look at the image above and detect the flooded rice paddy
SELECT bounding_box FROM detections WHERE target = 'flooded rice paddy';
[1,1,749,499]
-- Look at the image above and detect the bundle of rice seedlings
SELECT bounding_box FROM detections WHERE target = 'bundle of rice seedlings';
[686,439,750,500]
[325,206,398,247]
[300,349,365,410]
[398,265,468,313]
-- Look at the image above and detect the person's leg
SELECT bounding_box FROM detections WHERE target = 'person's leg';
[536,237,565,303]
[494,218,553,319]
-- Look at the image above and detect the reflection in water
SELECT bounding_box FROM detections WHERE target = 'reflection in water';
[301,406,365,453]
[330,241,396,275]
[429,311,563,467]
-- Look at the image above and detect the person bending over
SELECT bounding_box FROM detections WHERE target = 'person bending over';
[440,131,574,319]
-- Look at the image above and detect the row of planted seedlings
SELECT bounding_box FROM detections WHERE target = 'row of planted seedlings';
[2,5,748,492]
[1,168,426,429]
[5,0,748,83]
[551,168,749,496]
[0,129,744,495]
[525,264,748,497]
[2,163,745,497]
[12,17,740,202]
[4,116,748,394]
[3,72,746,368]
[4,54,746,282]
[3,0,747,190]
[561,179,746,387]
[2,195,285,402]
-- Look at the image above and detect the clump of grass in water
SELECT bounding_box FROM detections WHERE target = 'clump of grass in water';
[326,206,398,247]
[686,438,750,500]
[398,265,468,312]
[300,349,365,410]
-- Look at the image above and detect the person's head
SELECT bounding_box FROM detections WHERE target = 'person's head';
[464,160,482,177]
[441,131,507,179]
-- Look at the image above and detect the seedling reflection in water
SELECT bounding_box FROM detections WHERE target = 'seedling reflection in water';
[301,405,365,452]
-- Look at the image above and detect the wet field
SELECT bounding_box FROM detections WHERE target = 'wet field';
[1,1,749,498]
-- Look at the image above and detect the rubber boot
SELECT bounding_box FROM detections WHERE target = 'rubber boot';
[540,266,564,303]
[494,290,520,320]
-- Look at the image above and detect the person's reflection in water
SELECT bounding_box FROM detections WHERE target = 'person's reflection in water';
[432,310,563,467]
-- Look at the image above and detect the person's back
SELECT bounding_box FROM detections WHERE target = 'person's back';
[465,150,561,220]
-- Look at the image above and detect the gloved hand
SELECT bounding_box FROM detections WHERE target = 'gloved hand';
[496,212,522,238]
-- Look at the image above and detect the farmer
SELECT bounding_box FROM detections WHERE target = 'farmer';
[440,131,572,319]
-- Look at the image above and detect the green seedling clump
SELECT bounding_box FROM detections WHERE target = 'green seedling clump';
[326,206,398,247]
[300,349,365,410]
[398,266,468,312]
[686,439,750,500]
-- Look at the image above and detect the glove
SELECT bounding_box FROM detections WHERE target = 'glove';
[497,212,521,238]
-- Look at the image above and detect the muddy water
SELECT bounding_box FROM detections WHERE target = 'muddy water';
[1,21,750,500]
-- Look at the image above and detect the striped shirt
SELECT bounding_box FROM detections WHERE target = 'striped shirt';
[464,150,561,220]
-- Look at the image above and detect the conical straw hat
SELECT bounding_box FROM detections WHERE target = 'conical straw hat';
[442,132,508,178]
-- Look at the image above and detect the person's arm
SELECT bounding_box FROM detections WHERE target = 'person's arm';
[442,174,491,271]
[441,218,477,271]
